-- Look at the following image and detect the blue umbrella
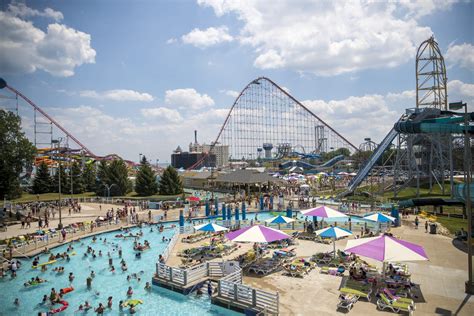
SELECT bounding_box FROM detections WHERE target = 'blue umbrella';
[194,222,228,232]
[205,200,210,217]
[265,215,295,230]
[315,226,352,257]
[242,202,246,220]
[235,206,240,221]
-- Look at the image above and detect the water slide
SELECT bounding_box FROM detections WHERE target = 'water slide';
[280,155,344,170]
[341,125,400,197]
[338,108,473,198]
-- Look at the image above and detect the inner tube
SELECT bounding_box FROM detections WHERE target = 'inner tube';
[50,300,69,314]
[122,299,143,307]
[32,260,57,269]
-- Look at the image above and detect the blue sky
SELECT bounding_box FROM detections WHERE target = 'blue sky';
[1,0,473,162]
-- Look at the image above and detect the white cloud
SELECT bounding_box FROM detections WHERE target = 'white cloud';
[166,38,177,44]
[445,43,474,71]
[181,26,233,48]
[165,88,215,109]
[140,107,183,122]
[195,0,452,76]
[80,89,154,102]
[8,1,64,21]
[0,6,95,77]
[302,79,473,145]
[397,0,457,18]
[220,90,240,98]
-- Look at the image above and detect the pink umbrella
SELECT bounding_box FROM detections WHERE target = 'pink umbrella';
[345,235,428,262]
[187,196,200,202]
[226,225,290,243]
[301,205,348,218]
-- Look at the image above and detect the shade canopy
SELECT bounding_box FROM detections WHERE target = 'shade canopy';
[194,222,228,232]
[301,206,348,218]
[345,235,428,262]
[226,225,290,243]
[363,212,395,223]
[265,215,295,224]
[315,226,352,239]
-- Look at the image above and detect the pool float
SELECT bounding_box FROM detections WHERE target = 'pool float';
[50,300,69,314]
[32,260,57,269]
[122,299,143,307]
[24,279,47,287]
[60,286,74,294]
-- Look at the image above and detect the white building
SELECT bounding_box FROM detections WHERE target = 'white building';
[189,142,229,167]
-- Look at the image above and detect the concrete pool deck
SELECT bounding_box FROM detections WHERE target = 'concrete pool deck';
[3,203,472,315]
[239,217,473,315]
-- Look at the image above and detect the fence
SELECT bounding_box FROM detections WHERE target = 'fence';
[217,267,279,315]
[161,228,179,262]
[1,218,128,258]
[155,261,279,314]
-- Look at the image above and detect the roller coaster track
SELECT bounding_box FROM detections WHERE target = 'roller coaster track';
[189,76,357,170]
[4,83,96,157]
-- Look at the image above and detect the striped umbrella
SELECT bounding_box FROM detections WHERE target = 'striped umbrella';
[315,226,352,257]
[345,235,428,276]
[226,225,290,243]
[301,206,348,218]
[363,212,395,223]
[194,222,228,232]
[265,215,295,230]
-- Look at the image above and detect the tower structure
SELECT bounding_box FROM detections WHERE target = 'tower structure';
[393,37,454,197]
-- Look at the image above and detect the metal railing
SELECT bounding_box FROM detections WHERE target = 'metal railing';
[161,228,179,262]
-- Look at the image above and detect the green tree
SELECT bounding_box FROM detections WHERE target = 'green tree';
[159,166,183,195]
[95,160,109,196]
[82,162,96,192]
[68,161,84,194]
[107,159,132,196]
[0,109,36,199]
[51,162,69,193]
[32,162,52,194]
[135,156,158,196]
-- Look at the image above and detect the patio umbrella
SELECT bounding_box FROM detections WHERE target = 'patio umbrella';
[301,205,348,218]
[363,212,395,223]
[187,196,200,202]
[265,215,295,230]
[345,235,428,276]
[363,212,395,233]
[194,222,228,244]
[315,226,352,257]
[226,225,290,243]
[194,222,228,232]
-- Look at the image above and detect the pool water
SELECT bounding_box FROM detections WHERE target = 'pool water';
[0,224,240,316]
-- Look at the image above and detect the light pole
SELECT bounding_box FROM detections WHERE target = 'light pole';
[104,184,117,204]
[52,138,64,229]
[449,101,472,294]
[139,153,143,164]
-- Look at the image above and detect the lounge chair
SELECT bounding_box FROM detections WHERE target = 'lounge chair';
[320,266,345,276]
[382,288,415,309]
[377,293,413,315]
[340,287,372,301]
[337,293,358,311]
[283,263,306,278]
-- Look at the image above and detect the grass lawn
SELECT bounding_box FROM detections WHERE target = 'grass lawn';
[11,192,97,203]
[436,216,467,235]
[3,192,184,205]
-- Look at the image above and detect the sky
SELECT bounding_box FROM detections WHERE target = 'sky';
[0,0,473,163]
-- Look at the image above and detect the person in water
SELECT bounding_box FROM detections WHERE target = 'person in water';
[127,286,133,296]
[95,302,105,315]
[145,282,151,290]
[107,296,113,309]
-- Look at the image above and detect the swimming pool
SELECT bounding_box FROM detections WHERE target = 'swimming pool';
[0,223,240,315]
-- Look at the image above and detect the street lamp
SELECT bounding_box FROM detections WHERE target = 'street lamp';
[104,183,117,203]
[52,137,64,229]
[449,101,472,294]
[139,153,143,164]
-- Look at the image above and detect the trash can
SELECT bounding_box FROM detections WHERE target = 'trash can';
[429,223,437,234]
